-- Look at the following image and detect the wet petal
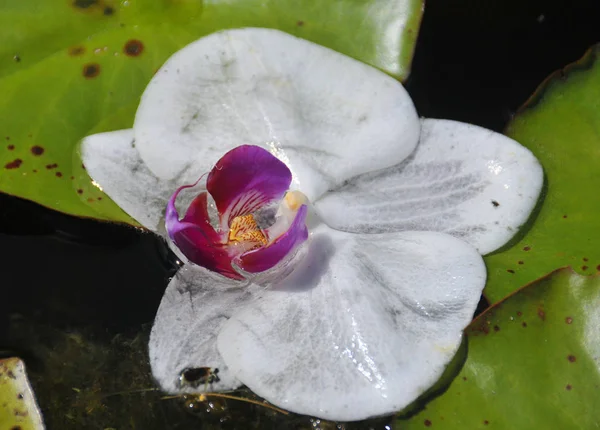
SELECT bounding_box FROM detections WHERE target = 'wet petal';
[149,265,263,393]
[171,226,243,280]
[165,184,244,279]
[237,205,309,273]
[207,145,292,226]
[315,119,544,254]
[218,226,486,421]
[183,191,212,226]
[80,129,173,232]
[134,28,419,201]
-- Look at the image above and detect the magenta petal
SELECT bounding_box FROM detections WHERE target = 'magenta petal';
[171,227,244,280]
[166,185,243,280]
[207,145,292,225]
[237,205,309,274]
[182,192,214,228]
[166,187,218,241]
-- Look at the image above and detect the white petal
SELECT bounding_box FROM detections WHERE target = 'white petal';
[149,265,264,393]
[80,129,173,232]
[217,226,486,421]
[315,119,544,254]
[134,28,419,201]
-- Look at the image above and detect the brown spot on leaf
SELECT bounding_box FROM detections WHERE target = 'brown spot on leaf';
[462,376,467,381]
[522,322,527,327]
[56,172,63,177]
[582,265,588,271]
[46,163,58,169]
[424,419,432,427]
[493,325,500,332]
[566,384,572,391]
[83,63,100,78]
[11,426,23,430]
[517,311,522,317]
[87,197,95,203]
[31,145,44,155]
[562,215,568,219]
[566,317,573,324]
[13,407,28,417]
[73,0,97,8]
[5,159,22,169]
[523,246,531,251]
[124,39,144,57]
[69,45,85,56]
[77,189,83,194]
[103,5,114,15]
[97,197,103,201]
[297,20,305,26]
[518,260,524,265]
[538,309,546,320]
[583,257,589,262]
[484,421,489,425]
[507,269,515,274]
[7,144,14,150]
[32,169,37,173]
[567,355,576,363]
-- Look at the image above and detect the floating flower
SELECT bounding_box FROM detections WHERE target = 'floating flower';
[165,144,309,281]
[80,28,543,421]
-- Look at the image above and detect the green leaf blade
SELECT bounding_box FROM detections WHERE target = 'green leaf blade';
[0,0,423,223]
[396,268,600,430]
[484,44,600,302]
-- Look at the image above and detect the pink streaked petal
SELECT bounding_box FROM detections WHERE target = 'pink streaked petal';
[166,184,241,280]
[166,185,219,242]
[183,191,214,228]
[237,205,309,274]
[207,145,292,227]
[171,227,244,280]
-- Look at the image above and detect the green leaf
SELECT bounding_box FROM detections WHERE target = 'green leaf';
[0,0,423,224]
[484,44,600,302]
[0,357,45,429]
[395,268,600,430]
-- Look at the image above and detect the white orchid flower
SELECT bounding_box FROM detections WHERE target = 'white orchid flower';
[80,28,543,421]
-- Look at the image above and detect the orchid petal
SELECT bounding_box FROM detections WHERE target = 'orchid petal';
[182,191,212,226]
[237,205,309,273]
[165,185,245,279]
[315,119,544,255]
[133,28,419,201]
[80,129,172,232]
[207,145,292,227]
[149,265,263,393]
[217,226,486,421]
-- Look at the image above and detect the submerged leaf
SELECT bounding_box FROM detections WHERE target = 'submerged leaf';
[0,357,45,429]
[395,268,600,429]
[484,43,600,301]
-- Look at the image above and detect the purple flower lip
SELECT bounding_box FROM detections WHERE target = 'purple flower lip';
[165,145,309,280]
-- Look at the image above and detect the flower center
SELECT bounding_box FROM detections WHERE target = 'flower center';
[228,214,268,248]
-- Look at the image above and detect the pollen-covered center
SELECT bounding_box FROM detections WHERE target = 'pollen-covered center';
[228,214,267,248]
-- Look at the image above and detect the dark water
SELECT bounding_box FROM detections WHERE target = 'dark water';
[1,0,599,428]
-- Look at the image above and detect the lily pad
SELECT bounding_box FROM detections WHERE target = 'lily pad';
[0,0,423,223]
[395,267,600,429]
[484,43,600,302]
[0,357,45,429]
